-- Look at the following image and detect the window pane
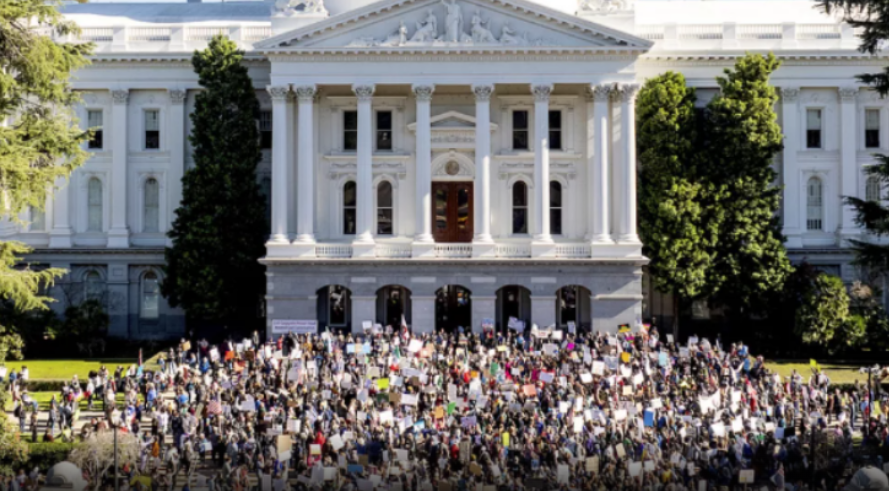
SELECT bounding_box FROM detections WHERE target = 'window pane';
[344,131,358,151]
[807,130,821,149]
[513,110,529,150]
[344,111,358,130]
[549,130,562,150]
[377,111,392,130]
[88,178,102,232]
[260,177,272,223]
[513,131,528,150]
[377,181,392,207]
[344,181,357,207]
[377,210,393,235]
[260,110,273,149]
[30,206,45,231]
[548,110,562,129]
[435,188,448,232]
[867,176,881,202]
[806,109,821,130]
[88,110,103,150]
[344,210,356,235]
[145,131,160,150]
[867,109,880,130]
[551,209,562,235]
[806,178,823,230]
[457,187,469,231]
[512,182,527,206]
[343,181,357,235]
[550,181,562,207]
[144,179,159,233]
[513,111,528,130]
[141,273,159,319]
[512,209,527,234]
[88,110,103,128]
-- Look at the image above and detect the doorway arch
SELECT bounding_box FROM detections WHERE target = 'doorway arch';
[317,285,352,333]
[496,285,531,332]
[556,285,592,332]
[435,285,471,333]
[376,285,412,329]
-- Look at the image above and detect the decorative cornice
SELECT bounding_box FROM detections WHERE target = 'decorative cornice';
[412,84,435,102]
[265,51,642,63]
[618,83,640,103]
[267,86,292,102]
[352,84,375,102]
[111,89,129,105]
[168,89,186,105]
[781,87,800,103]
[839,86,859,102]
[295,85,317,103]
[472,84,495,102]
[531,84,553,103]
[590,84,613,102]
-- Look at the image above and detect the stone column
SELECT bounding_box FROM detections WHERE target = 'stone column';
[617,83,641,245]
[472,84,495,257]
[267,86,292,245]
[531,294,557,330]
[352,84,376,257]
[168,89,186,241]
[48,175,73,248]
[412,84,435,257]
[532,84,553,249]
[781,87,803,248]
[108,89,130,248]
[295,85,317,252]
[839,86,860,240]
[590,84,613,247]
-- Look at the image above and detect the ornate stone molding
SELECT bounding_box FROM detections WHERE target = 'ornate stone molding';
[412,85,435,102]
[168,89,186,105]
[111,89,129,105]
[295,85,317,103]
[590,84,613,102]
[839,86,859,102]
[618,83,640,103]
[328,161,406,180]
[472,84,494,102]
[352,84,375,102]
[781,87,800,103]
[499,161,577,181]
[267,86,293,102]
[531,84,553,103]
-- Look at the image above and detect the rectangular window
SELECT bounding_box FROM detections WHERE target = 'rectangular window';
[866,109,880,149]
[806,109,822,149]
[343,111,358,151]
[376,111,392,151]
[87,110,103,149]
[512,110,529,150]
[144,110,160,150]
[29,206,45,231]
[259,110,273,150]
[548,110,562,150]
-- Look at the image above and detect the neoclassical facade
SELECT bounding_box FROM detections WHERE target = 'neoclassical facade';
[14,0,887,337]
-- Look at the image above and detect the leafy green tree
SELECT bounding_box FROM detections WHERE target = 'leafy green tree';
[794,273,863,353]
[163,36,267,330]
[0,0,93,468]
[637,72,719,336]
[704,53,793,314]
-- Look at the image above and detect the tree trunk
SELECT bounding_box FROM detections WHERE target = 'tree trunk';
[672,294,680,342]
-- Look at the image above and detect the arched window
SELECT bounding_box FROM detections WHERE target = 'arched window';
[377,181,393,235]
[141,272,160,319]
[260,177,272,224]
[866,175,882,202]
[143,178,159,233]
[512,181,528,234]
[806,177,823,231]
[29,206,45,231]
[87,177,102,232]
[85,271,103,302]
[343,181,357,235]
[550,181,562,235]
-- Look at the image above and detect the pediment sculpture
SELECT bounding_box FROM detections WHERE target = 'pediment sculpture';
[272,0,328,17]
[578,0,631,14]
[346,0,549,47]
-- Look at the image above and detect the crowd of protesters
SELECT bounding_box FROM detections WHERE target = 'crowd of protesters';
[6,323,889,491]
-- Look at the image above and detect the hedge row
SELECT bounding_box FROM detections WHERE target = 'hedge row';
[25,442,75,471]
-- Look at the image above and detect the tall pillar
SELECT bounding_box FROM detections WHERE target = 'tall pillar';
[48,175,72,248]
[590,84,613,247]
[352,84,376,257]
[295,85,317,252]
[108,89,130,248]
[839,86,860,240]
[781,87,803,248]
[617,83,641,245]
[168,89,186,241]
[532,84,553,244]
[413,84,435,257]
[472,84,495,257]
[267,86,292,245]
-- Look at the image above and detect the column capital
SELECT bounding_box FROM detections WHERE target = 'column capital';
[839,86,859,102]
[111,89,129,105]
[294,85,317,103]
[531,84,553,103]
[472,84,495,102]
[781,87,800,102]
[589,84,613,103]
[618,83,641,103]
[267,85,293,102]
[352,84,376,102]
[412,84,435,102]
[168,89,186,105]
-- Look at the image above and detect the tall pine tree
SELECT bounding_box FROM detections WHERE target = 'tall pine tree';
[819,0,889,274]
[704,53,792,314]
[163,36,267,331]
[637,72,719,336]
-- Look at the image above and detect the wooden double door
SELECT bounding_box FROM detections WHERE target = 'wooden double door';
[432,182,473,243]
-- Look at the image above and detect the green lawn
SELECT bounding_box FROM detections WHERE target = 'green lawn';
[2,353,163,381]
[764,360,867,385]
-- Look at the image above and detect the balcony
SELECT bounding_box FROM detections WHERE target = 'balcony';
[290,241,604,260]
[636,21,858,52]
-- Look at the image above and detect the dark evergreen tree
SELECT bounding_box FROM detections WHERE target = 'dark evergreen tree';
[163,36,267,330]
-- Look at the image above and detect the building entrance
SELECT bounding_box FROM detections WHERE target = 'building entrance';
[432,182,473,242]
[435,285,471,333]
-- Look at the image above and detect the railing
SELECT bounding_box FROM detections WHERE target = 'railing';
[78,27,114,42]
[375,244,412,259]
[637,25,665,41]
[677,24,723,40]
[316,245,352,258]
[495,244,531,258]
[797,23,841,40]
[129,27,172,42]
[636,21,856,48]
[737,24,783,40]
[186,26,230,42]
[243,26,273,42]
[434,244,472,258]
[555,244,591,258]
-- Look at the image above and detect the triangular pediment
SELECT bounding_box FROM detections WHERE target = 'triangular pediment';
[256,0,651,52]
[408,111,499,131]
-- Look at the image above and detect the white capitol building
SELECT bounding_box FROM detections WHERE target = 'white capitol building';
[15,0,886,337]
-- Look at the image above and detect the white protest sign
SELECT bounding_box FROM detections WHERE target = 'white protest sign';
[272,320,317,335]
